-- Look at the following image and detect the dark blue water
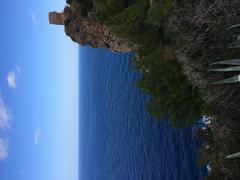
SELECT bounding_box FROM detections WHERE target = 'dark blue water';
[79,46,207,180]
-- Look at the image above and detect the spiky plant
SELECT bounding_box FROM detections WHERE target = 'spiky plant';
[226,151,240,159]
[209,24,240,84]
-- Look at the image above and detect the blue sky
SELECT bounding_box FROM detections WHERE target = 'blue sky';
[0,1,79,180]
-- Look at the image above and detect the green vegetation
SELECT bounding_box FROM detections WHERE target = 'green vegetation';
[72,0,240,179]
[135,49,207,128]
[226,151,240,159]
[197,120,240,180]
[228,24,240,48]
[75,0,208,128]
[196,23,240,179]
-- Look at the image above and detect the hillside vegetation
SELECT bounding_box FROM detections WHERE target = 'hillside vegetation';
[72,0,240,179]
[75,0,210,128]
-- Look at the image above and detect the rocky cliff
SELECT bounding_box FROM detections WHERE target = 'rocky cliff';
[49,3,136,53]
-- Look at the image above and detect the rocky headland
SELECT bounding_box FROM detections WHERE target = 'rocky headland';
[49,3,137,52]
[49,0,240,179]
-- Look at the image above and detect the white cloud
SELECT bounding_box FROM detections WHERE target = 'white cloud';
[0,92,11,161]
[6,66,21,89]
[0,138,9,160]
[7,71,16,89]
[0,93,11,130]
[34,129,41,145]
[31,13,38,27]
[16,66,21,75]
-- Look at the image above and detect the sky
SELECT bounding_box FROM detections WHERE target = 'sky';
[0,1,79,180]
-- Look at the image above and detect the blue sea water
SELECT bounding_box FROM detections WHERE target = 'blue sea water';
[79,46,207,180]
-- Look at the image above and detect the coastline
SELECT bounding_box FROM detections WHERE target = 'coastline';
[51,0,240,179]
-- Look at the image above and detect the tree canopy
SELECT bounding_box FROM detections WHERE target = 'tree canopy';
[75,0,209,128]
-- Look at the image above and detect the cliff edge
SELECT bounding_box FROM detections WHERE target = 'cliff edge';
[49,3,136,53]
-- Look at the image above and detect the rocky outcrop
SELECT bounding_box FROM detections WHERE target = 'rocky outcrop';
[49,4,136,53]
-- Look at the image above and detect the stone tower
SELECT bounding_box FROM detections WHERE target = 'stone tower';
[48,6,135,52]
[49,11,65,25]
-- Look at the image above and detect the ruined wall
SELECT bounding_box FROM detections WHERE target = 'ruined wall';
[49,12,65,25]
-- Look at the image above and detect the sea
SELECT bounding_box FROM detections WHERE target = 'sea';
[79,46,207,180]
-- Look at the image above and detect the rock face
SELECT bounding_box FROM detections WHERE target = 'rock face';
[49,5,135,52]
